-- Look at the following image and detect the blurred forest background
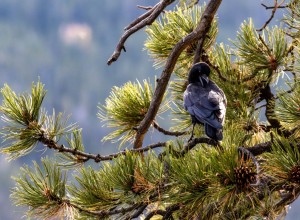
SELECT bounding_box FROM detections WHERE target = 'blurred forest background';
[0,0,298,219]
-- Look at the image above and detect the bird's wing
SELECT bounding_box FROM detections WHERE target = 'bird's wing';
[183,83,223,129]
[208,81,227,125]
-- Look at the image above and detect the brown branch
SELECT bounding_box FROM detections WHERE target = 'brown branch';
[77,203,143,217]
[133,0,223,149]
[144,210,167,220]
[180,137,219,156]
[193,36,206,64]
[274,187,300,211]
[203,55,229,82]
[137,5,155,11]
[257,0,285,31]
[124,204,148,220]
[246,141,273,156]
[144,204,181,220]
[125,3,159,30]
[258,83,293,137]
[107,0,175,65]
[152,121,187,136]
[38,133,166,163]
[261,2,287,9]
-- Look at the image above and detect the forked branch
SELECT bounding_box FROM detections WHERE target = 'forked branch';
[133,0,223,149]
[107,0,175,65]
[257,0,285,31]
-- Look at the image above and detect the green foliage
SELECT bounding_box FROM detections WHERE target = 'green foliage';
[167,148,212,218]
[0,82,76,160]
[276,80,300,136]
[264,135,300,187]
[101,152,163,199]
[57,129,86,167]
[11,158,69,219]
[284,0,300,37]
[43,110,76,141]
[144,3,217,68]
[98,79,166,146]
[69,166,120,211]
[163,126,259,219]
[233,18,288,72]
[0,81,46,126]
[0,82,46,159]
[69,152,164,219]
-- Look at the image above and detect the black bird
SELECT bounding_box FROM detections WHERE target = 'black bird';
[183,62,227,141]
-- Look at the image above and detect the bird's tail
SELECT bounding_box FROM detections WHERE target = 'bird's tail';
[205,124,223,141]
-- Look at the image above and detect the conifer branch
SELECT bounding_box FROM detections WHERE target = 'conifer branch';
[152,121,187,136]
[133,0,223,149]
[38,132,166,163]
[107,0,175,65]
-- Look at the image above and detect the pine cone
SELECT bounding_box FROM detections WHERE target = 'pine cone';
[289,165,300,184]
[234,165,256,189]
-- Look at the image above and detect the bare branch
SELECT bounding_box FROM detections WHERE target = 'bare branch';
[180,137,219,156]
[261,2,287,9]
[38,133,166,163]
[137,5,155,11]
[133,0,223,149]
[125,3,159,30]
[193,36,206,64]
[257,0,285,31]
[152,121,187,136]
[107,0,175,65]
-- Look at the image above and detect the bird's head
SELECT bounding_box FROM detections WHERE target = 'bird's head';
[187,62,210,87]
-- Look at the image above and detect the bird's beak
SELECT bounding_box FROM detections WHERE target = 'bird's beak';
[199,75,209,87]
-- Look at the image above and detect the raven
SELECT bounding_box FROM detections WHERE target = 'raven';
[183,62,227,141]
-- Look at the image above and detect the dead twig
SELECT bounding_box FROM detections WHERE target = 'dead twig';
[107,0,175,65]
[137,5,155,11]
[257,0,285,31]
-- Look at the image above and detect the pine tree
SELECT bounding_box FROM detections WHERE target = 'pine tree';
[1,0,300,219]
